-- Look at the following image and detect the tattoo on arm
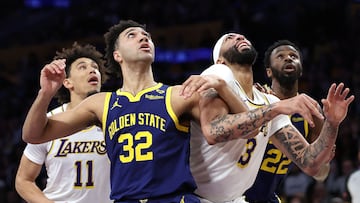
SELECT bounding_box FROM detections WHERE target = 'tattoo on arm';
[274,125,310,166]
[274,122,337,168]
[202,88,218,98]
[210,104,275,142]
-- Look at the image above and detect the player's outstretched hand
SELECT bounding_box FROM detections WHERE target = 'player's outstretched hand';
[321,83,355,126]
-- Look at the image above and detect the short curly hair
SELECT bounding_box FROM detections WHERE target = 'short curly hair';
[104,20,146,79]
[53,42,106,104]
[263,40,302,69]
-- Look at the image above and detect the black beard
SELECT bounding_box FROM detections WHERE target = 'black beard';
[222,45,258,66]
[270,67,302,89]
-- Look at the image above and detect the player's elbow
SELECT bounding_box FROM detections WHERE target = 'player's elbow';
[201,127,218,145]
[15,173,25,196]
[203,134,218,145]
[312,163,331,181]
[302,167,319,177]
[22,132,32,143]
[22,125,35,143]
[22,133,36,144]
[301,163,324,177]
[22,131,43,144]
[205,137,217,145]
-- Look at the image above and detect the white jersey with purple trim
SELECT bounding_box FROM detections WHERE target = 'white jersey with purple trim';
[190,64,291,202]
[23,104,112,203]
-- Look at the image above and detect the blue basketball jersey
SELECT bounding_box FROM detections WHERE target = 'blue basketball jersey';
[102,83,197,201]
[244,113,309,203]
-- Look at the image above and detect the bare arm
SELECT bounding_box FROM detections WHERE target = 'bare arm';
[180,74,260,143]
[200,92,324,144]
[255,82,333,180]
[174,83,252,145]
[180,74,249,113]
[199,89,271,144]
[22,60,101,144]
[22,59,66,143]
[307,108,334,181]
[271,83,354,176]
[23,93,103,144]
[270,123,335,176]
[15,155,53,203]
[181,74,326,144]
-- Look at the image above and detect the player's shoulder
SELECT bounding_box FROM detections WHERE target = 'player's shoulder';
[171,84,199,117]
[252,87,280,104]
[261,91,281,104]
[202,64,236,85]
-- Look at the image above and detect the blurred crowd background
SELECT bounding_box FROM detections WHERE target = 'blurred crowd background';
[0,0,360,202]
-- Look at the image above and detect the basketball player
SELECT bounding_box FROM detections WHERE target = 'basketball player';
[182,33,354,203]
[15,42,112,202]
[21,20,326,202]
[244,40,333,203]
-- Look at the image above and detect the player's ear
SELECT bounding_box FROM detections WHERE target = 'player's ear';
[113,50,123,63]
[63,78,73,89]
[217,56,226,65]
[266,67,272,78]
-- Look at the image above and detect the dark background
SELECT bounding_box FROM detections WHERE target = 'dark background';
[0,0,359,202]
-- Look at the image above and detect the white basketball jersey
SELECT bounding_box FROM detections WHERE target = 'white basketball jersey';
[190,64,291,202]
[23,104,112,203]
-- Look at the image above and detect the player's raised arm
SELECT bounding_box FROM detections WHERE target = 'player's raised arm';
[22,59,101,144]
[22,59,66,143]
[271,83,354,176]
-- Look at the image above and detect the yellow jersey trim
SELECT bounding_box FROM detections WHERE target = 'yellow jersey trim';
[166,86,189,133]
[102,92,112,134]
[116,83,163,102]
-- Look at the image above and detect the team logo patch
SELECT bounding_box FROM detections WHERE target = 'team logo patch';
[111,98,122,110]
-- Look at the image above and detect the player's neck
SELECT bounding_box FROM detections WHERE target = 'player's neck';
[231,64,254,99]
[121,71,157,95]
[121,63,157,95]
[66,95,85,110]
[271,81,298,100]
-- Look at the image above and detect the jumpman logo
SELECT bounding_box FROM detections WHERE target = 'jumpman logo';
[110,98,122,110]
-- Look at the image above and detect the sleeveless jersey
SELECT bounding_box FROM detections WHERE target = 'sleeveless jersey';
[189,64,292,202]
[23,104,112,203]
[244,113,309,203]
[102,83,197,201]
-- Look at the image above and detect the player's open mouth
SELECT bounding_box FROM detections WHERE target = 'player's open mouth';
[88,76,99,85]
[284,64,296,72]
